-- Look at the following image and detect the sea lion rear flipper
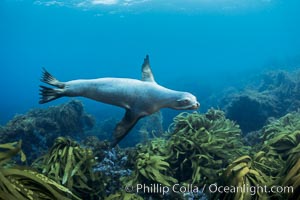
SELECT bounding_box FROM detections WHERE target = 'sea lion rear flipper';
[39,68,66,104]
[111,110,141,147]
[141,55,156,83]
[41,68,65,88]
[39,86,64,104]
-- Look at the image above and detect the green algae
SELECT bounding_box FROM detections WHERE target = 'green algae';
[130,152,177,187]
[123,109,300,199]
[216,110,300,200]
[260,111,300,200]
[32,137,103,199]
[125,109,250,194]
[166,109,249,185]
[0,140,80,200]
[216,154,271,200]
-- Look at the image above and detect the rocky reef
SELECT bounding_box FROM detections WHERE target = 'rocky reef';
[0,100,95,162]
[1,98,300,199]
[221,70,300,133]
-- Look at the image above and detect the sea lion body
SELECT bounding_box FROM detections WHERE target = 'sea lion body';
[39,55,199,146]
[64,78,195,115]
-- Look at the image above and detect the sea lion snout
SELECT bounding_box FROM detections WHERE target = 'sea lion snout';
[191,101,200,110]
[174,93,200,110]
[186,100,200,110]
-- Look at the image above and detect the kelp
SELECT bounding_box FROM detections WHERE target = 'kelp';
[259,111,300,199]
[33,137,103,199]
[135,138,168,156]
[251,150,284,179]
[281,158,300,200]
[216,155,271,200]
[126,109,250,196]
[0,141,26,165]
[279,134,300,199]
[119,109,300,199]
[261,111,300,167]
[166,109,249,185]
[0,140,80,200]
[128,152,177,187]
[262,111,300,157]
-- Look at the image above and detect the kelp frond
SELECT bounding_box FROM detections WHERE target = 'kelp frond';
[0,140,80,200]
[33,137,103,198]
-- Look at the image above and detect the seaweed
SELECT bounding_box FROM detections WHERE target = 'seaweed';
[123,109,250,199]
[128,152,177,187]
[261,111,300,160]
[0,140,80,200]
[258,110,300,199]
[166,109,249,185]
[251,150,284,180]
[216,155,271,200]
[281,158,300,200]
[32,137,103,199]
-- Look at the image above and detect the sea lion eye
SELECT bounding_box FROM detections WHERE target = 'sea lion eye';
[177,99,190,105]
[183,99,189,104]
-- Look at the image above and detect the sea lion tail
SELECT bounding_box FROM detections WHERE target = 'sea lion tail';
[39,68,65,104]
[40,68,65,88]
[39,86,64,104]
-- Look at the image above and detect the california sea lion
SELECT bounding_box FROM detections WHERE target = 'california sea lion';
[39,55,200,146]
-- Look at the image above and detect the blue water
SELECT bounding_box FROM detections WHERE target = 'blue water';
[1,0,300,125]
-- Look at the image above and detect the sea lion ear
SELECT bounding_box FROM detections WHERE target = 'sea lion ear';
[141,55,156,82]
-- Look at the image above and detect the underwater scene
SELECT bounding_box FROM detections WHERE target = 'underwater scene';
[1,0,300,199]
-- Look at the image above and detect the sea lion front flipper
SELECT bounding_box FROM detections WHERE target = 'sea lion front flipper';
[111,110,141,147]
[141,55,156,83]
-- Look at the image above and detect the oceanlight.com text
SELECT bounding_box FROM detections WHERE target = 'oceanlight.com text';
[208,183,293,196]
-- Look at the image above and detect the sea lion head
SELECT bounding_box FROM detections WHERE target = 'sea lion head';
[173,92,200,110]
